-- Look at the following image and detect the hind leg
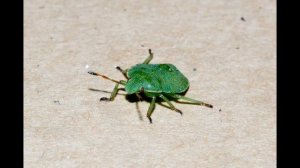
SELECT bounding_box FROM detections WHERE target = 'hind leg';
[159,94,182,115]
[169,94,213,108]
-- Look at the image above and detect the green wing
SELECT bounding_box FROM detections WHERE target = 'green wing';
[126,64,189,94]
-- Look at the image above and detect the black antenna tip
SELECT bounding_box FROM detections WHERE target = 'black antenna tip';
[88,71,97,75]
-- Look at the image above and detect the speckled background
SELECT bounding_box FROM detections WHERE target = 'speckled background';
[24,0,276,167]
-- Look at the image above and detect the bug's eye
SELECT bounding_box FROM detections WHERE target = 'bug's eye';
[168,68,173,72]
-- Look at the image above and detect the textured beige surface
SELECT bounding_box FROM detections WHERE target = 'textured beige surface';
[24,0,276,167]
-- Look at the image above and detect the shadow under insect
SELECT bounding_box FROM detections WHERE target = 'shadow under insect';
[89,87,203,122]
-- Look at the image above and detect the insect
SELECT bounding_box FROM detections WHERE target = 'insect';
[88,49,213,123]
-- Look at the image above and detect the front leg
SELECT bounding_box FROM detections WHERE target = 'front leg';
[115,66,128,79]
[100,83,120,101]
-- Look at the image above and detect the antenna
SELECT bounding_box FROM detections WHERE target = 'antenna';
[88,71,123,84]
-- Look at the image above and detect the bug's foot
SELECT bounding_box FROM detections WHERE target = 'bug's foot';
[205,104,213,108]
[115,66,122,71]
[100,97,111,101]
[147,117,152,124]
[175,109,183,115]
[148,49,153,55]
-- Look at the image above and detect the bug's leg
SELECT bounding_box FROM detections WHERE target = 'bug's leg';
[169,94,213,108]
[136,87,144,101]
[147,96,156,123]
[159,94,182,115]
[142,49,154,64]
[115,66,128,79]
[136,93,143,101]
[88,71,126,101]
[100,83,120,101]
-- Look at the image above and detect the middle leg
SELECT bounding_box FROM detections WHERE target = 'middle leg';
[146,96,156,123]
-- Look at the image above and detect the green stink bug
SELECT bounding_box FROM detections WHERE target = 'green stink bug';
[88,49,213,123]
